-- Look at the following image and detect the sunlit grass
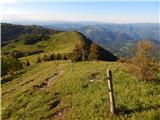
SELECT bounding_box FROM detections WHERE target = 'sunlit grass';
[2,61,160,120]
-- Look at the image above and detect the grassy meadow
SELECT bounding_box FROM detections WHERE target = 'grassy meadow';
[2,32,84,54]
[2,60,160,120]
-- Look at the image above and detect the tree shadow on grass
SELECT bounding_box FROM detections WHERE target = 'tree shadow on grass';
[116,104,160,116]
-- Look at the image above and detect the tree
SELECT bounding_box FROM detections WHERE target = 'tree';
[50,53,55,60]
[89,43,100,60]
[26,60,30,66]
[66,53,73,60]
[1,56,23,77]
[72,43,83,62]
[1,56,10,76]
[131,40,159,81]
[36,56,41,63]
[42,54,50,61]
[80,41,89,60]
[72,41,89,62]
[56,53,62,60]
[62,53,68,60]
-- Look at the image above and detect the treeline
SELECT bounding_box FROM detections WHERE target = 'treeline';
[34,41,117,64]
[36,53,69,63]
[71,40,117,61]
[10,50,44,58]
[71,42,99,61]
[18,33,49,45]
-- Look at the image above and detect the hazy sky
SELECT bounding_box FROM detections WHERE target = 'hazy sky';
[1,0,159,23]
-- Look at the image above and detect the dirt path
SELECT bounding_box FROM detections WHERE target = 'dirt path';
[33,70,64,90]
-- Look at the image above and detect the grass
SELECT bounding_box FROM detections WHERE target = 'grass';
[2,31,85,54]
[2,61,160,120]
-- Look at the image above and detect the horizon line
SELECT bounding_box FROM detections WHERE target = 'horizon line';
[2,20,159,25]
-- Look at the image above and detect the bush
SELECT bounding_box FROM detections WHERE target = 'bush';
[72,41,90,62]
[42,54,50,61]
[62,53,68,60]
[89,43,100,60]
[26,60,30,66]
[56,53,62,60]
[66,53,72,59]
[118,58,127,63]
[1,56,23,76]
[130,40,159,81]
[50,53,56,60]
[36,56,41,63]
[41,53,65,61]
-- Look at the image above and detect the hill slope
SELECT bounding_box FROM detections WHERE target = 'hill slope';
[2,23,117,61]
[2,61,160,120]
[45,23,160,58]
[1,23,60,43]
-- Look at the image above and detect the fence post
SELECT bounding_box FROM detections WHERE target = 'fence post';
[107,69,116,115]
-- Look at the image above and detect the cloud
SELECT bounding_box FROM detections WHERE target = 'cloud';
[0,0,17,5]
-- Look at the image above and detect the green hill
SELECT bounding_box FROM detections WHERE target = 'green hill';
[2,31,85,54]
[2,61,160,120]
[2,23,117,61]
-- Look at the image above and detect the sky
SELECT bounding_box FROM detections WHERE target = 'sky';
[0,0,159,23]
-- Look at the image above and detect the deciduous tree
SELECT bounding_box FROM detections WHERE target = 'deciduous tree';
[89,43,100,60]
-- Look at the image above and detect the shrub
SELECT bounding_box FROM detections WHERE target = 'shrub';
[56,53,62,60]
[118,58,127,63]
[72,41,90,62]
[36,56,41,63]
[62,53,68,60]
[50,53,56,60]
[26,60,30,66]
[1,56,23,76]
[89,43,100,60]
[42,54,50,61]
[72,43,83,61]
[130,40,159,81]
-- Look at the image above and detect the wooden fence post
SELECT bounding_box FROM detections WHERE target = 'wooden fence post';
[107,69,116,115]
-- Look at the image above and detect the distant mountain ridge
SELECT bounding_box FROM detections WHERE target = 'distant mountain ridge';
[44,23,160,42]
[44,23,160,58]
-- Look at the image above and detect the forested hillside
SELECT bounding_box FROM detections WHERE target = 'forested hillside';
[1,23,61,45]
